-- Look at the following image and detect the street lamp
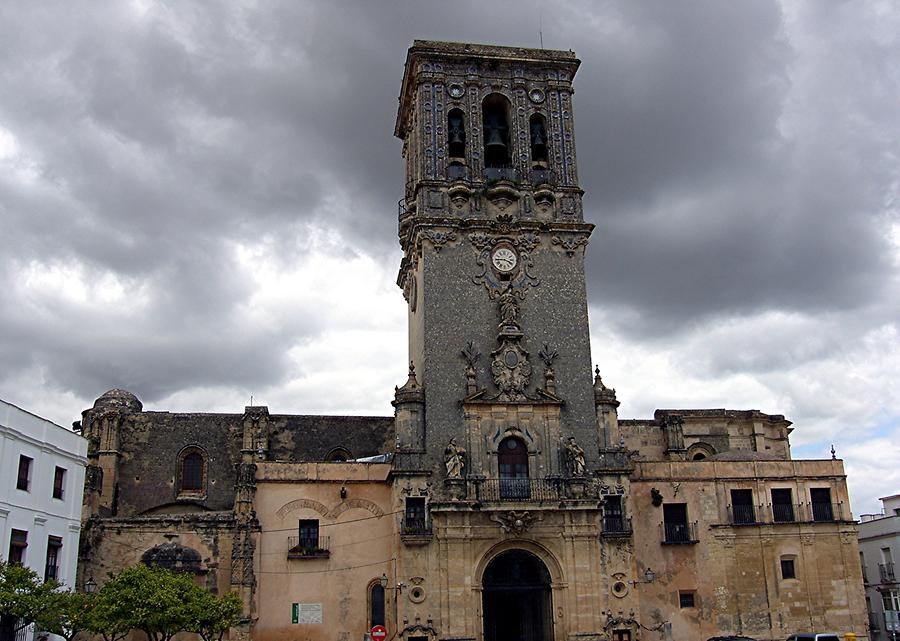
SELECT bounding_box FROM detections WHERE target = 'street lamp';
[84,577,97,594]
[630,567,656,586]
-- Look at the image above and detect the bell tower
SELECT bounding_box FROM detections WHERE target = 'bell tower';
[394,40,602,487]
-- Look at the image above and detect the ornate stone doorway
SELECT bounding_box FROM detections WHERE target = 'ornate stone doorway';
[482,549,553,641]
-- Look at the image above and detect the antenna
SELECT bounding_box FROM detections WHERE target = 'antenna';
[250,394,254,407]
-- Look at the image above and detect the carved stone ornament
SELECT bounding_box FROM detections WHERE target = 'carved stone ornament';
[491,510,541,536]
[469,232,540,300]
[490,332,532,401]
[420,228,457,252]
[551,233,589,256]
[461,341,482,396]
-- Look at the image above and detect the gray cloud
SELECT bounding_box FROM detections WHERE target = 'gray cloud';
[0,0,898,515]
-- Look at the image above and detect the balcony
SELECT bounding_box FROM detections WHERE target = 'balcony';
[727,504,759,525]
[530,168,556,186]
[880,562,896,583]
[483,166,518,183]
[661,521,699,545]
[287,535,330,560]
[810,501,840,522]
[476,478,561,503]
[400,517,433,546]
[446,163,469,181]
[601,515,633,538]
[771,502,799,523]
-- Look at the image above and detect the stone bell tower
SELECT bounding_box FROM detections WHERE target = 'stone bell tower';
[394,41,603,486]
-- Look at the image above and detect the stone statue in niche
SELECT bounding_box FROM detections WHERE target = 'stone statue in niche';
[444,438,466,479]
[564,436,586,477]
[498,284,520,328]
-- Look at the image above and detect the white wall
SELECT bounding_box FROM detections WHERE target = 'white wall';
[0,399,87,590]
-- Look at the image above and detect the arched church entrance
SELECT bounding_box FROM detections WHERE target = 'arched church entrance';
[482,549,553,641]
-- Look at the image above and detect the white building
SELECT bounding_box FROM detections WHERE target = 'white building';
[860,494,900,640]
[0,399,87,588]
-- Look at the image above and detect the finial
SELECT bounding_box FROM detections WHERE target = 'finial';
[408,361,416,377]
[831,444,836,460]
[595,364,600,378]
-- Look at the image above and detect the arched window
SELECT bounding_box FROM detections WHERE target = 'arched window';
[179,448,206,494]
[369,582,385,628]
[447,108,466,161]
[482,94,512,169]
[325,447,352,462]
[529,114,548,165]
[498,436,529,499]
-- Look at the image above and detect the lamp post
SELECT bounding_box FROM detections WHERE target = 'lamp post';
[380,574,405,636]
[630,567,656,586]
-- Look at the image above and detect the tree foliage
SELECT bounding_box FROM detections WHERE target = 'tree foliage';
[87,565,242,641]
[1,561,242,641]
[0,561,61,633]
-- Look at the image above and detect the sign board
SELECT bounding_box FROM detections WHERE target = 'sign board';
[291,603,323,624]
[370,625,387,641]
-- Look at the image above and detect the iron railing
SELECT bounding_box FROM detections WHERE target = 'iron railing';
[728,504,758,525]
[880,562,896,583]
[446,164,469,181]
[810,501,839,522]
[771,502,799,523]
[476,478,560,502]
[287,535,330,559]
[401,517,432,536]
[602,515,633,536]
[483,167,518,183]
[530,168,555,186]
[661,521,699,545]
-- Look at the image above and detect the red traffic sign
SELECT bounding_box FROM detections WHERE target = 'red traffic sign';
[370,625,387,641]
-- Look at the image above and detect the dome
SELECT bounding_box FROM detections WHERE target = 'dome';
[93,388,143,412]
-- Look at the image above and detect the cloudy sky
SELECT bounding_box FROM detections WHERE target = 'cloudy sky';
[1,0,897,514]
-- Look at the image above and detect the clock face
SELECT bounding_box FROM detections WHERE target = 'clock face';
[491,247,518,272]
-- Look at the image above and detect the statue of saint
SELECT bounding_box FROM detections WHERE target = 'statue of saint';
[564,436,586,477]
[498,284,519,326]
[445,438,466,479]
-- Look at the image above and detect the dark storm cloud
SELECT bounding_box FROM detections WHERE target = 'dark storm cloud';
[0,0,897,417]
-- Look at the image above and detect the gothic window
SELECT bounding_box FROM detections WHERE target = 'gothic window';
[529,113,548,165]
[482,94,512,169]
[498,436,529,499]
[447,108,466,161]
[178,448,206,495]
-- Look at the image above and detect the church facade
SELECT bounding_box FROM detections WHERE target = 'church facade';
[77,41,867,641]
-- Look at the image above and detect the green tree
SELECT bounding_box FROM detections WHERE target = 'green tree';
[0,561,61,637]
[86,565,242,641]
[185,591,243,641]
[38,590,96,641]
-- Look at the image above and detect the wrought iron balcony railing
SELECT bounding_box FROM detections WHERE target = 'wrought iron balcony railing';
[770,502,799,523]
[661,521,699,545]
[287,535,330,559]
[810,501,840,522]
[727,504,759,525]
[602,515,633,537]
[401,517,432,536]
[446,164,469,181]
[879,562,896,583]
[483,166,518,183]
[476,478,561,502]
[530,168,556,186]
